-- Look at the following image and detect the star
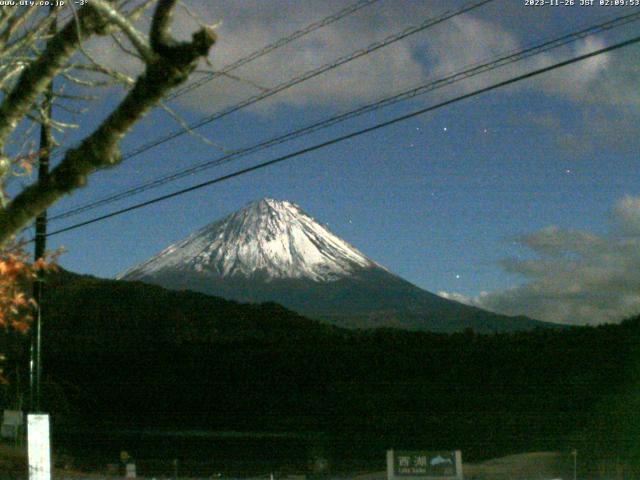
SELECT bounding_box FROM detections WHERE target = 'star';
[443,127,448,132]
[455,274,460,279]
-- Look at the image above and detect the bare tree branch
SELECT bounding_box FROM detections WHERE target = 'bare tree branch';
[0,6,37,51]
[90,0,155,63]
[150,0,177,52]
[158,100,229,153]
[126,0,158,21]
[0,0,216,245]
[0,5,112,150]
[110,32,144,61]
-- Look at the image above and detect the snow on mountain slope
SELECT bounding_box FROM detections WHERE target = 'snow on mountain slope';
[118,198,554,333]
[119,198,381,282]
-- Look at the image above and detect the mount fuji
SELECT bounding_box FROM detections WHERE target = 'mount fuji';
[119,198,550,332]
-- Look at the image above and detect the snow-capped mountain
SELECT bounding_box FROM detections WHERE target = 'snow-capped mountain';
[119,198,381,282]
[119,198,552,333]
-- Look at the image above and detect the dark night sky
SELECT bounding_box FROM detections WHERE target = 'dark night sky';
[33,0,640,324]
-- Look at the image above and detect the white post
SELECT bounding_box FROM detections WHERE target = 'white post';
[455,450,463,480]
[27,414,51,480]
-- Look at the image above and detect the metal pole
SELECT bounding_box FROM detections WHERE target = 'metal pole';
[31,5,56,413]
[572,449,577,480]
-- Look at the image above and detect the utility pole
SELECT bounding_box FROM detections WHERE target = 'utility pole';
[26,10,57,480]
[30,5,56,414]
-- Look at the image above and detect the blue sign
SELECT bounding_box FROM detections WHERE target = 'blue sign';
[388,450,462,480]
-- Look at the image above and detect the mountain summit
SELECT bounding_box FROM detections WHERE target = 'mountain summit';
[119,198,380,282]
[120,198,553,333]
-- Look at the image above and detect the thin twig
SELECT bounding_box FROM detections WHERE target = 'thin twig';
[89,0,155,62]
[158,100,230,153]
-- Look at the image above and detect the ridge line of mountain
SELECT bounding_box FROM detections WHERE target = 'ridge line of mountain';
[117,198,556,333]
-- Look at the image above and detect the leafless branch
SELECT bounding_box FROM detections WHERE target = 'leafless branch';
[90,0,155,63]
[0,6,37,51]
[0,4,113,150]
[126,0,158,21]
[110,32,143,60]
[158,100,229,153]
[0,0,217,245]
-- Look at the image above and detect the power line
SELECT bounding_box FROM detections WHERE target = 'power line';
[129,0,382,158]
[47,0,382,162]
[118,0,496,161]
[42,34,640,239]
[166,0,383,101]
[48,10,640,222]
[48,0,495,218]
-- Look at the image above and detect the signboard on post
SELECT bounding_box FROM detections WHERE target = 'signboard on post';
[27,414,51,480]
[387,450,463,480]
[1,410,23,443]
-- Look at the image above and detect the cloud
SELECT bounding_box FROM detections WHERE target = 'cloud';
[440,196,640,325]
[72,1,638,168]
[613,195,640,236]
[534,36,610,101]
[425,15,522,93]
[437,290,478,306]
[524,108,640,156]
[169,0,429,113]
[81,1,639,116]
[435,19,639,109]
[207,3,636,112]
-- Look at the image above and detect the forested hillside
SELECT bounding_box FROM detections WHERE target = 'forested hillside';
[2,270,637,474]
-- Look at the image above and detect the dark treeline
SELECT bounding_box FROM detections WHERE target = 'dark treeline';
[2,270,639,475]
